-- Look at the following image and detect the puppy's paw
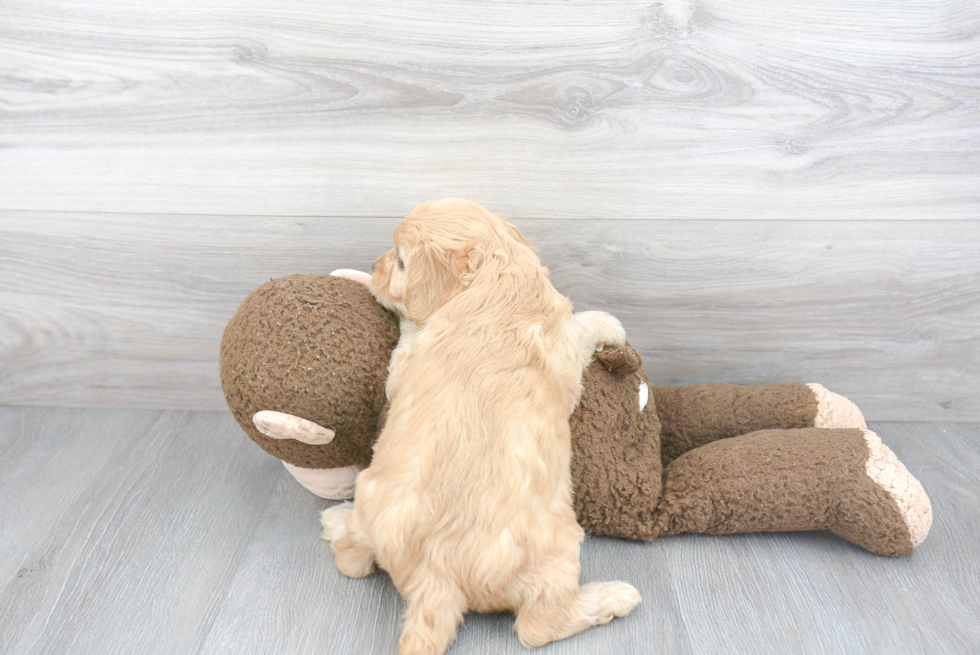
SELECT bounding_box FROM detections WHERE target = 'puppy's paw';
[575,311,627,351]
[581,581,642,623]
[320,502,354,542]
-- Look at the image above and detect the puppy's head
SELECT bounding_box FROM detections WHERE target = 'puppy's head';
[369,198,536,324]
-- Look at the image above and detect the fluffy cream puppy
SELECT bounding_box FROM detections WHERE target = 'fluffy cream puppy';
[321,198,640,654]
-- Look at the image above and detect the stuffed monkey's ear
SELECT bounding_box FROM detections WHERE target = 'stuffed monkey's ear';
[453,242,484,286]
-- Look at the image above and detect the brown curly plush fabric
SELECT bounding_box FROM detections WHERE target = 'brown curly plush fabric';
[651,428,914,556]
[654,382,820,464]
[595,345,643,376]
[220,275,400,469]
[570,348,663,540]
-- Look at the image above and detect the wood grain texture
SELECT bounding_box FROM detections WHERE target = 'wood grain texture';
[0,409,977,654]
[197,471,404,655]
[1,212,977,420]
[0,408,279,655]
[0,0,977,219]
[0,407,160,587]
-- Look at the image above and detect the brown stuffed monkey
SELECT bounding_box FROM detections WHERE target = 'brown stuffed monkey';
[220,272,932,557]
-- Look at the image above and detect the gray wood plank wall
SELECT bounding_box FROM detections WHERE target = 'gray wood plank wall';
[1,0,978,419]
[2,0,978,219]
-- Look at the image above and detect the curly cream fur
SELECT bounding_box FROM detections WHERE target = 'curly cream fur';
[321,198,639,654]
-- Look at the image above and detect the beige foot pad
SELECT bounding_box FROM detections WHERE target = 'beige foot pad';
[861,429,933,549]
[807,383,867,429]
[283,461,360,500]
[253,411,336,445]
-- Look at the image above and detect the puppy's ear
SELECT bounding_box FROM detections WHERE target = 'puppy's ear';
[452,242,485,286]
[403,240,458,324]
[500,218,538,254]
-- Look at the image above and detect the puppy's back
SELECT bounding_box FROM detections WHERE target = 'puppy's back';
[360,272,583,603]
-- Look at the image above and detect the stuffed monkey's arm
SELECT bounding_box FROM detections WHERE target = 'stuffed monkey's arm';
[654,382,866,463]
[649,427,932,556]
[329,268,372,285]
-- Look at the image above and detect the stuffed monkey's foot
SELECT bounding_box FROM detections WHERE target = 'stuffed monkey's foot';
[651,427,932,556]
[852,429,932,550]
[807,383,866,429]
[282,461,360,500]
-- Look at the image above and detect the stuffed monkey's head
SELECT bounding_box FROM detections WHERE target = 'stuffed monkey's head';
[220,274,400,469]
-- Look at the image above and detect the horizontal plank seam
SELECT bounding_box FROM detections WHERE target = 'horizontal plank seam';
[2,209,979,223]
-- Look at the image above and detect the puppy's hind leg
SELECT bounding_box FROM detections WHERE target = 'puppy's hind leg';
[321,503,376,578]
[515,582,640,647]
[513,554,640,648]
[397,573,467,655]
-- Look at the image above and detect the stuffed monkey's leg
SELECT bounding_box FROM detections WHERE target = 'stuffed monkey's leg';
[650,428,932,556]
[654,382,865,463]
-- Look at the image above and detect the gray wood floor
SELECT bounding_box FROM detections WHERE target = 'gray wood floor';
[1,407,977,654]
